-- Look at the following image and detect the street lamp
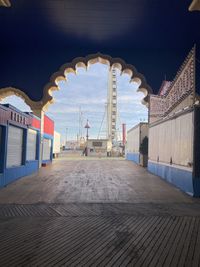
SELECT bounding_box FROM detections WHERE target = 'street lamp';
[84,119,90,140]
[65,127,68,148]
[84,119,91,156]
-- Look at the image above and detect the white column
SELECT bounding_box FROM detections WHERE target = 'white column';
[32,108,44,167]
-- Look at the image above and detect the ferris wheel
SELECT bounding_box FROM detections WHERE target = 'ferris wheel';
[97,68,119,142]
[107,68,117,142]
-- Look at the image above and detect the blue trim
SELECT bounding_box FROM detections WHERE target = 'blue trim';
[43,133,53,139]
[148,161,194,196]
[0,173,4,188]
[126,152,140,164]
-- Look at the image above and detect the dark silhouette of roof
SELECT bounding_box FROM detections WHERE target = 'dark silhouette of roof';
[0,0,199,101]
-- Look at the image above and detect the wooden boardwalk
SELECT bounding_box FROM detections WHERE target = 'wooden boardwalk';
[0,159,200,266]
[0,203,200,267]
[0,159,194,204]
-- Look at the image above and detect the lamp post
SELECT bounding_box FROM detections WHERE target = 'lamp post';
[84,119,90,156]
[65,127,68,148]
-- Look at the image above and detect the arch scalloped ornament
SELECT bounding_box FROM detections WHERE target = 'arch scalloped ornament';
[189,0,200,11]
[0,54,152,112]
[0,0,11,7]
[43,52,152,110]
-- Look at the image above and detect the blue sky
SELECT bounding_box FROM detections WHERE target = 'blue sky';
[0,63,147,142]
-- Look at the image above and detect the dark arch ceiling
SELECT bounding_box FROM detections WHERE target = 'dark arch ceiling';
[0,0,199,102]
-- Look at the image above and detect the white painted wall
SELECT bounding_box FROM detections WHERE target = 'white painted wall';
[149,111,194,166]
[126,125,140,153]
[53,131,61,154]
[126,123,149,153]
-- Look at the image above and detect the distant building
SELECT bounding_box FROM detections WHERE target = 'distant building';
[86,139,112,157]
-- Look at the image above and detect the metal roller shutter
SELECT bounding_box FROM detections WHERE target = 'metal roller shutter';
[7,125,23,168]
[42,138,51,160]
[27,129,37,161]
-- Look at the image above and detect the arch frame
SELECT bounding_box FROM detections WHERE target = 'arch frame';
[43,52,152,109]
[0,53,153,111]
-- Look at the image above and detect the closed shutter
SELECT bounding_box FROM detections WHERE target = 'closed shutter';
[42,138,51,160]
[7,125,23,167]
[27,129,37,161]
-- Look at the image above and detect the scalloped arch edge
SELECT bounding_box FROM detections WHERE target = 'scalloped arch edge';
[43,53,152,109]
[0,87,44,111]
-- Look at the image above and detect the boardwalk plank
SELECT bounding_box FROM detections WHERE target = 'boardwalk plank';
[192,219,200,267]
[163,217,190,267]
[149,217,182,267]
[108,217,161,266]
[173,217,195,267]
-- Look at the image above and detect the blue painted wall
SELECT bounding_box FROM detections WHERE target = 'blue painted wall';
[0,174,4,188]
[148,161,194,196]
[4,161,39,186]
[126,152,140,164]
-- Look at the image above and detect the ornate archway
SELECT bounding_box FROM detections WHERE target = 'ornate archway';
[0,53,152,112]
[43,53,152,110]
